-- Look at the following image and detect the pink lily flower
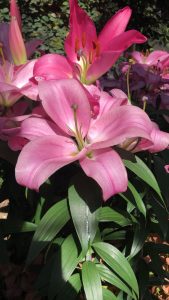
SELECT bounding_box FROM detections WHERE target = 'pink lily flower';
[64,0,147,84]
[33,1,147,85]
[0,59,38,106]
[15,79,154,201]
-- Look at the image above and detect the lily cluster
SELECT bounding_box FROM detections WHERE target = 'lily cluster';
[105,49,169,122]
[0,0,169,201]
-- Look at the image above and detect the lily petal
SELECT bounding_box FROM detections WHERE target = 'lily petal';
[39,79,91,137]
[80,148,127,201]
[33,53,73,80]
[87,30,147,82]
[86,50,121,83]
[65,0,97,62]
[146,50,169,65]
[98,6,132,51]
[88,105,152,149]
[136,127,169,153]
[15,135,80,190]
[13,59,36,88]
[106,30,147,52]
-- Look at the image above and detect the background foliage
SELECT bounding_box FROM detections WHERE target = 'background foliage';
[0,0,169,53]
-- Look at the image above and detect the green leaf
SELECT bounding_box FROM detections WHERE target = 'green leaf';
[82,261,103,300]
[127,225,146,260]
[68,172,101,254]
[57,273,82,300]
[0,219,37,234]
[124,156,165,206]
[97,207,132,226]
[96,264,134,299]
[103,288,118,300]
[26,199,70,265]
[93,242,139,298]
[102,229,126,241]
[128,182,146,217]
[49,234,79,299]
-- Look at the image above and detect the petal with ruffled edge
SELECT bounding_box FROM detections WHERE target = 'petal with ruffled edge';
[33,54,73,81]
[136,127,169,153]
[15,135,85,190]
[39,79,91,137]
[80,148,127,201]
[88,105,152,150]
[65,0,97,62]
[98,6,132,52]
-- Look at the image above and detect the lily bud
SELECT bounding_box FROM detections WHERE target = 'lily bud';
[10,0,22,31]
[9,17,27,66]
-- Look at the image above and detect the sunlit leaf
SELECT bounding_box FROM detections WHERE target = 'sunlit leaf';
[69,172,101,254]
[82,261,103,300]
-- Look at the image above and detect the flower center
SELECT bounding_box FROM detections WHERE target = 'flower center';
[71,104,93,158]
[74,33,100,83]
[71,103,85,151]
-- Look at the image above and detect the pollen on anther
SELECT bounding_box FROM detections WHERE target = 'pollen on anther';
[75,38,80,53]
[71,103,78,110]
[82,32,86,48]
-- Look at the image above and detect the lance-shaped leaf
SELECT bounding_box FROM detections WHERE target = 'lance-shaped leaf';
[97,206,132,226]
[26,199,70,265]
[82,261,103,300]
[68,172,101,254]
[96,264,135,299]
[49,234,80,299]
[124,156,166,208]
[93,242,139,298]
